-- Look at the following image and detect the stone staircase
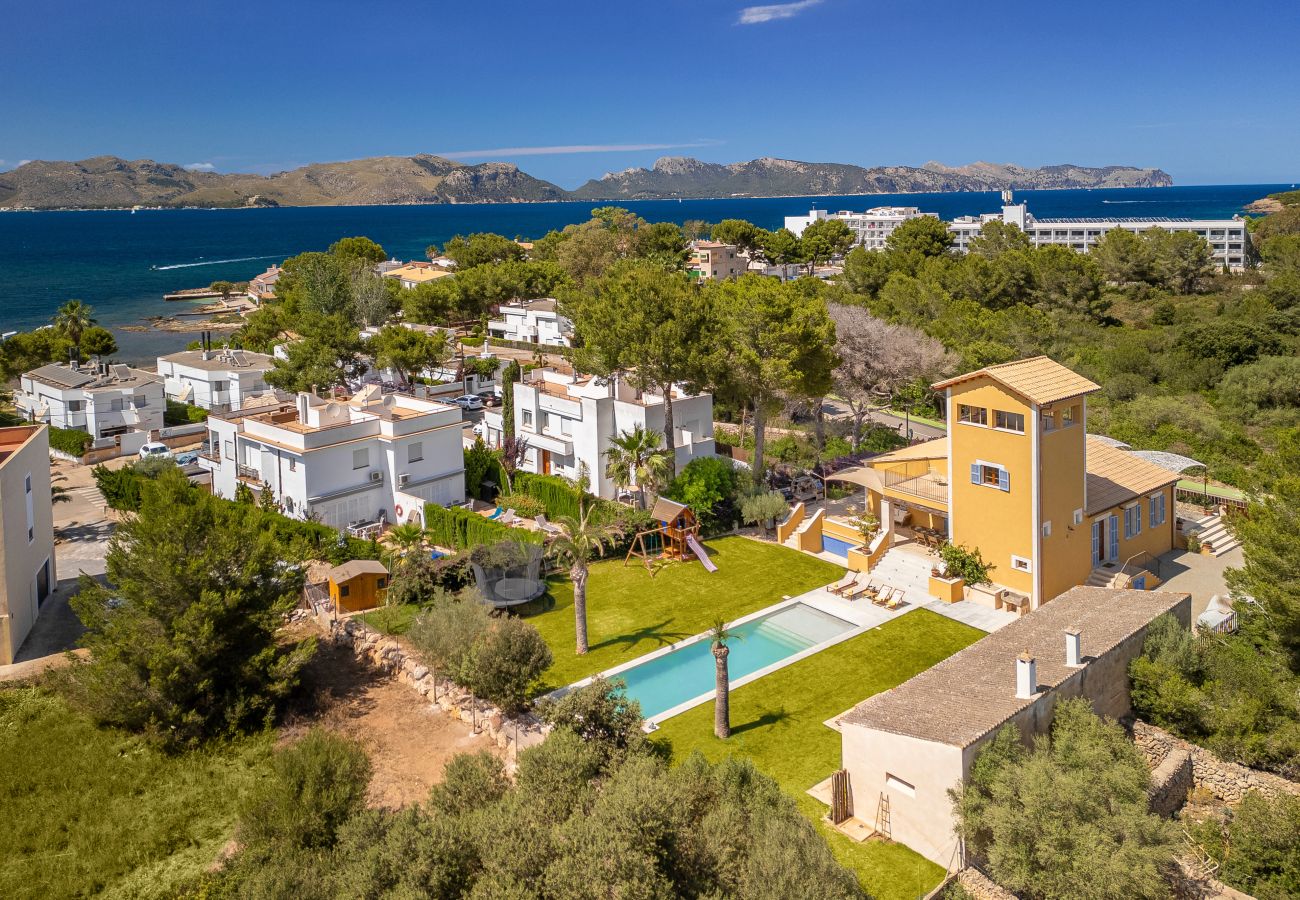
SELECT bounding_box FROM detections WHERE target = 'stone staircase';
[785,510,822,550]
[864,546,937,606]
[1192,513,1240,557]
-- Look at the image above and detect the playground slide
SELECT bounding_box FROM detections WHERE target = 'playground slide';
[686,534,718,573]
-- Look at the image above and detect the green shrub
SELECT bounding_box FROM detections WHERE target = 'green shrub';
[48,425,92,457]
[407,589,492,679]
[939,541,994,585]
[423,503,543,551]
[238,730,372,852]
[663,456,740,531]
[505,492,547,519]
[1193,792,1300,899]
[462,616,552,714]
[164,398,208,426]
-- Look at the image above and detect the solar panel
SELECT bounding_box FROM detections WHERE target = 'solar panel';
[111,364,131,379]
[230,351,248,367]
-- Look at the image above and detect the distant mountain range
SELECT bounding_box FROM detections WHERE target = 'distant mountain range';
[0,155,1172,210]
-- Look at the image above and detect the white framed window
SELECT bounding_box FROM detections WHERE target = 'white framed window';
[1011,555,1033,573]
[408,441,424,463]
[1124,503,1142,538]
[971,461,1009,492]
[885,773,916,798]
[522,410,533,428]
[353,448,369,470]
[1149,492,1167,527]
[223,440,234,460]
[958,404,987,426]
[994,410,1024,433]
[1073,508,1084,526]
[288,457,297,472]
[1042,521,1052,538]
[68,400,84,412]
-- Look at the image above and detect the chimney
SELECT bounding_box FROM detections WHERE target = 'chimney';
[69,347,79,371]
[1065,628,1082,667]
[1015,652,1037,699]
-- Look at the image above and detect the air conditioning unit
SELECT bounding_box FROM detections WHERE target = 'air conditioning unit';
[369,470,383,483]
[398,473,410,487]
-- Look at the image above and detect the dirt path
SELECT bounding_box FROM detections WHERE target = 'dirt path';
[284,637,504,808]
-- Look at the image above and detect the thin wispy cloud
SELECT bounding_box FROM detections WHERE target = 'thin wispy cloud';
[437,140,723,159]
[738,0,821,25]
[183,162,217,172]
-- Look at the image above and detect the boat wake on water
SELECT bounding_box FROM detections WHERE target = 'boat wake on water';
[152,254,279,271]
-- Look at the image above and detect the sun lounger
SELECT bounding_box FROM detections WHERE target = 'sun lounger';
[498,508,518,526]
[884,591,905,610]
[827,572,858,595]
[872,586,897,607]
[843,579,875,601]
[535,515,562,536]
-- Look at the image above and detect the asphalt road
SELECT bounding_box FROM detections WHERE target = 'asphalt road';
[821,399,947,442]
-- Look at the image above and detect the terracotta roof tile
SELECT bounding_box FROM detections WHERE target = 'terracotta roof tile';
[1085,436,1180,514]
[933,356,1100,406]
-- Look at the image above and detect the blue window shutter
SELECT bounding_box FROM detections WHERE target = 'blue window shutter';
[1136,504,1142,533]
[970,463,980,485]
[1109,514,1120,559]
[998,468,1010,492]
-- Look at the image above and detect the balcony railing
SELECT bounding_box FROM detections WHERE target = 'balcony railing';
[236,463,261,483]
[881,469,949,506]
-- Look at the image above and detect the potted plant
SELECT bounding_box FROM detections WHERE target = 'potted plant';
[939,541,995,589]
[844,505,880,549]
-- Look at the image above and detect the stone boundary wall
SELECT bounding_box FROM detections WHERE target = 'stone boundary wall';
[956,867,1019,900]
[323,614,548,768]
[1133,720,1300,804]
[1149,749,1195,816]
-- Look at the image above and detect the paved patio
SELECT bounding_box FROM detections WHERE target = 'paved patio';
[1156,547,1242,618]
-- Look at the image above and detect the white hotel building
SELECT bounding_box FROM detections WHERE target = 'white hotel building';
[201,388,466,529]
[481,369,716,500]
[786,207,930,250]
[786,194,1252,270]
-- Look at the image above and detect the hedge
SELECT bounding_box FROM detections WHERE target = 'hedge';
[423,503,543,551]
[164,398,208,426]
[510,472,583,520]
[49,426,93,457]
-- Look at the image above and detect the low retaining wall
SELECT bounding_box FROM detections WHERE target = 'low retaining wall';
[956,867,1019,900]
[1148,749,1195,816]
[328,615,547,767]
[1133,720,1300,804]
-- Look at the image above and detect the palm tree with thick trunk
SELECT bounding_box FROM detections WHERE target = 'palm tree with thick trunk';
[550,501,623,655]
[710,619,735,739]
[53,300,96,354]
[604,424,671,509]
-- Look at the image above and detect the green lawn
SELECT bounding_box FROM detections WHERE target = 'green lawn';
[522,535,844,691]
[651,609,984,900]
[0,687,272,900]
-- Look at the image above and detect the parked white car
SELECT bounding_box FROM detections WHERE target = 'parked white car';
[138,442,173,460]
[454,394,484,411]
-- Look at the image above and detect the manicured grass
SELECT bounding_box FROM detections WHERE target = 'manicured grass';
[651,608,984,900]
[0,687,272,900]
[524,535,844,692]
[359,603,421,635]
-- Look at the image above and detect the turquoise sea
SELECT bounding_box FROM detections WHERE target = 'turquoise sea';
[0,183,1288,362]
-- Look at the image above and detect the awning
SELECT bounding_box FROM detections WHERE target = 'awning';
[1129,449,1205,474]
[825,466,884,492]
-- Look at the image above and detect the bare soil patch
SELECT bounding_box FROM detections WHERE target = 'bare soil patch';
[283,632,503,808]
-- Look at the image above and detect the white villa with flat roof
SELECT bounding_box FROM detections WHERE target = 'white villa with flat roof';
[482,368,715,499]
[487,299,573,347]
[156,347,277,412]
[200,388,466,529]
[786,207,932,251]
[16,361,163,450]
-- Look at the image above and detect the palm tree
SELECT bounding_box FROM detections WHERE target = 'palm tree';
[550,502,622,655]
[710,619,735,739]
[383,521,426,565]
[52,300,96,351]
[604,424,672,509]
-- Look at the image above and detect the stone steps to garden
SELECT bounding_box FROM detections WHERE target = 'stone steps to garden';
[1193,514,1240,557]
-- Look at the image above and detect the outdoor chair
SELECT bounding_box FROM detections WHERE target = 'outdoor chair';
[498,508,518,526]
[883,591,905,610]
[535,515,562,536]
[827,572,858,596]
[843,579,875,601]
[872,586,897,607]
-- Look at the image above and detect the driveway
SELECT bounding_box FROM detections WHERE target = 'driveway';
[1156,547,1243,619]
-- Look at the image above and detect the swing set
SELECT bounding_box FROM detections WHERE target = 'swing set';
[625,497,716,576]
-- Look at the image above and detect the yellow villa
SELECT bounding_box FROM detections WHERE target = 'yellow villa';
[830,357,1181,611]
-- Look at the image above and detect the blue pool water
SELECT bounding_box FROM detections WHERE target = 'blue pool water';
[821,535,854,558]
[613,603,856,720]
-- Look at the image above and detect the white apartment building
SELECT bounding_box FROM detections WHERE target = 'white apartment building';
[785,207,932,250]
[689,241,748,280]
[16,361,163,447]
[949,193,1251,269]
[487,299,573,347]
[481,369,715,500]
[0,426,56,665]
[201,388,466,529]
[157,347,277,412]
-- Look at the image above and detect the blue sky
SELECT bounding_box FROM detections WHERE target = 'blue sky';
[2,0,1297,187]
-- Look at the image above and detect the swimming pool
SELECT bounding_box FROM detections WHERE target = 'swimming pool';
[608,603,857,721]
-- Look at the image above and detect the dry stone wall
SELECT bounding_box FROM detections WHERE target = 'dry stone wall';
[329,616,547,766]
[956,867,1020,900]
[1133,720,1300,804]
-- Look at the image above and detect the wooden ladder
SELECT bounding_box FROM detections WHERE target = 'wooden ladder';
[875,792,892,839]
